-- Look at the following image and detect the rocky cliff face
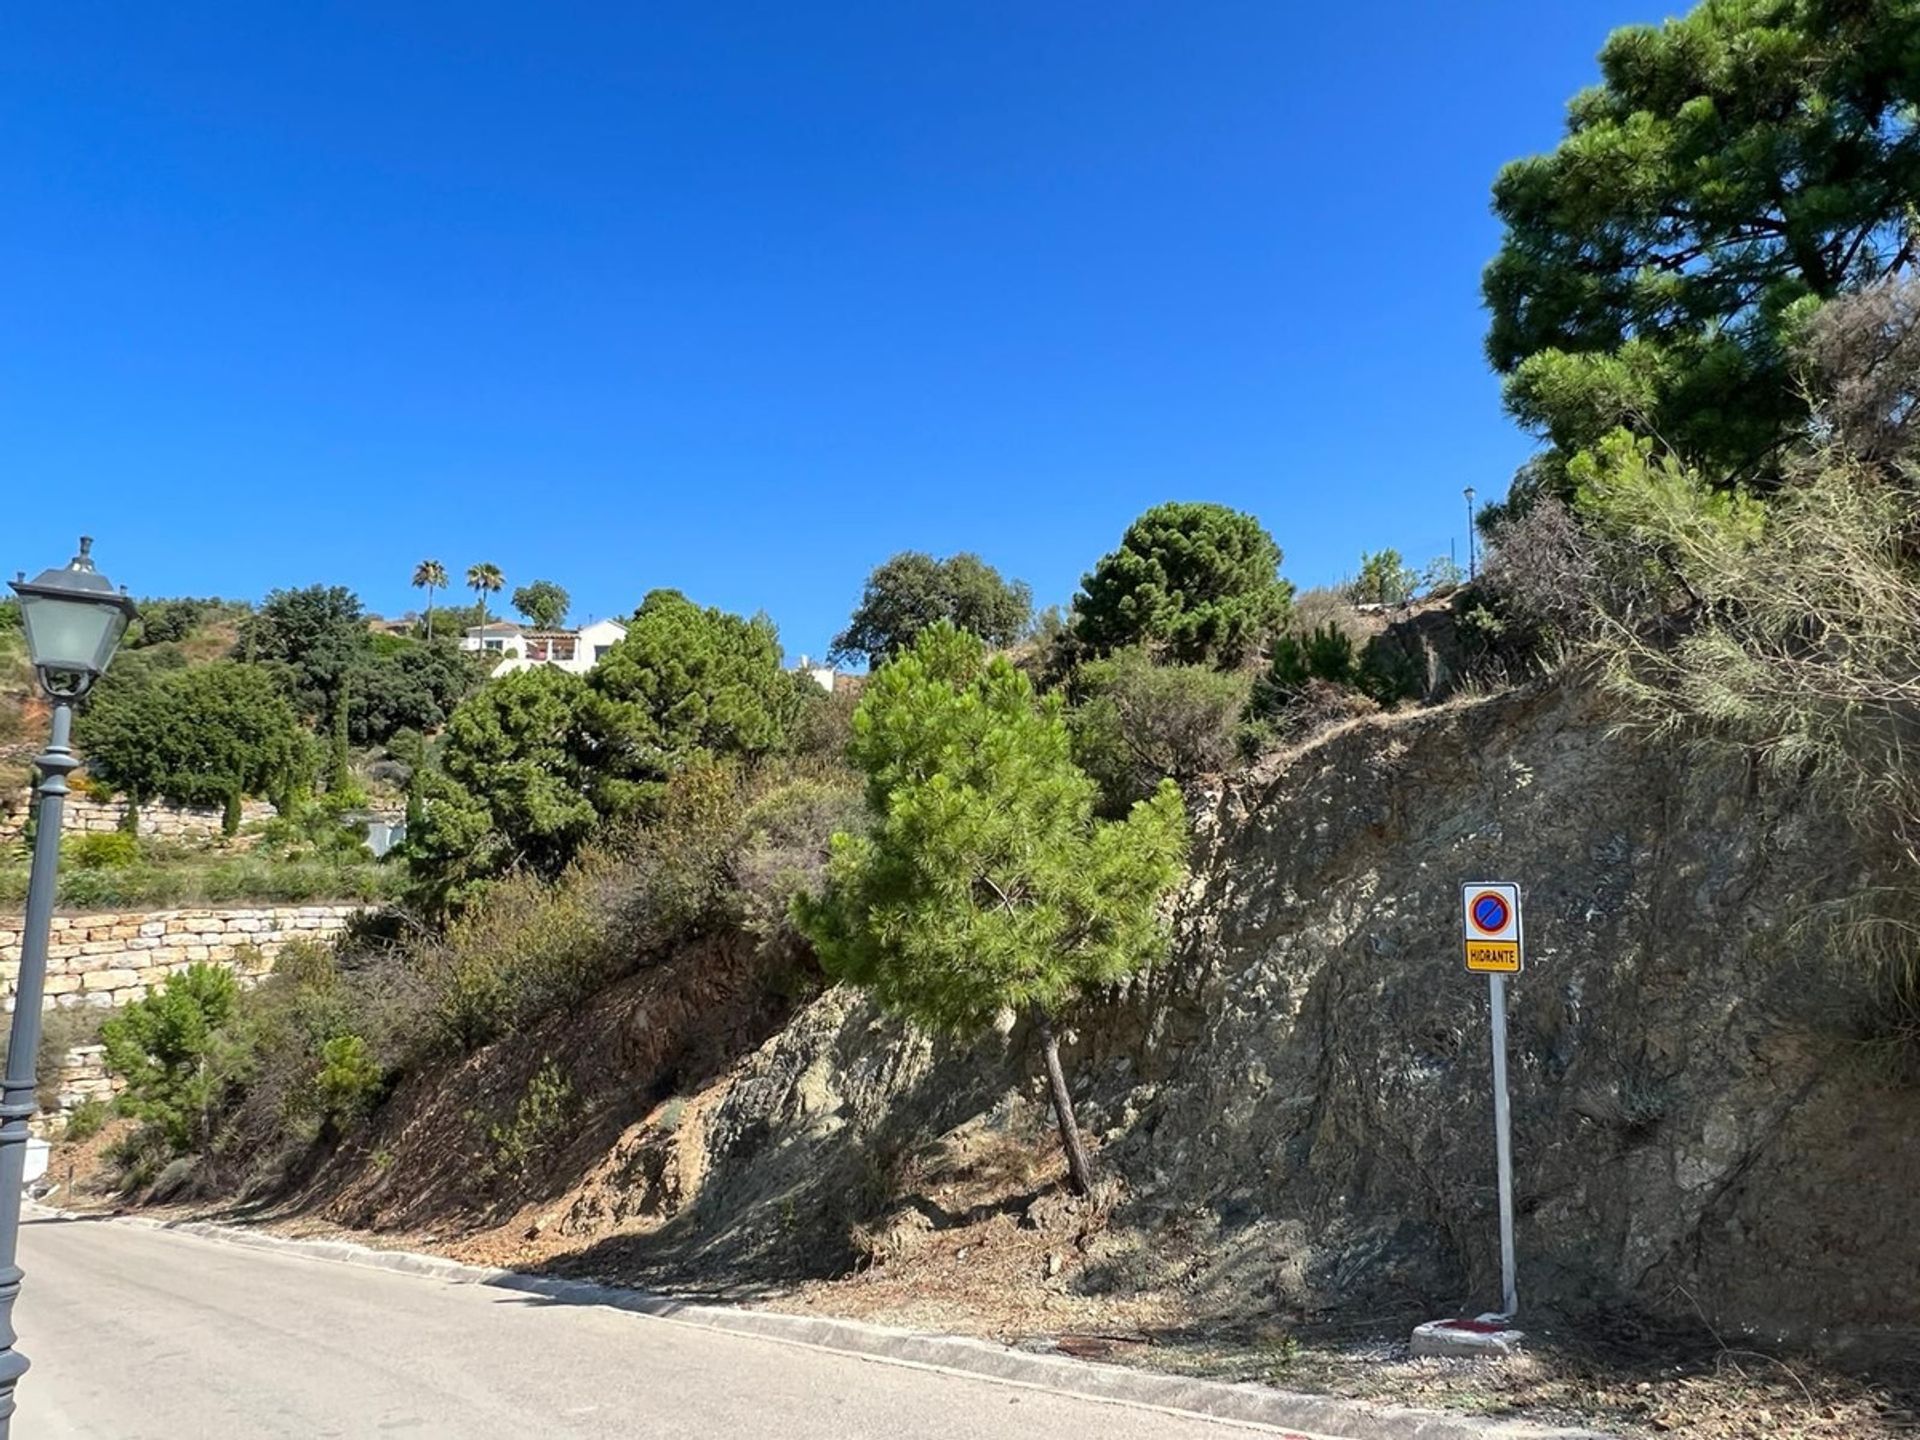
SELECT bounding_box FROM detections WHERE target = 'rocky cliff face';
[617,680,1918,1340]
[296,678,1918,1345]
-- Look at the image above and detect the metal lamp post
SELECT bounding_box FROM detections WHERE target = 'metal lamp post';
[1464,486,1478,581]
[0,538,135,1438]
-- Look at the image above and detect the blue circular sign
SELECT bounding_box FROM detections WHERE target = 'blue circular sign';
[1471,893,1510,933]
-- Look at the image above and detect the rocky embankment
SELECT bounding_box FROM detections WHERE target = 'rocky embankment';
[280,681,1920,1343]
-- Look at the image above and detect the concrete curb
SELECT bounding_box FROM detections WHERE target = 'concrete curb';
[41,1207,1613,1440]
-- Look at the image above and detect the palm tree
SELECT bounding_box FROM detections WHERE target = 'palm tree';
[466,562,505,646]
[411,559,448,639]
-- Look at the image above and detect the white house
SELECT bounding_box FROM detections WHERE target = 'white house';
[462,617,628,677]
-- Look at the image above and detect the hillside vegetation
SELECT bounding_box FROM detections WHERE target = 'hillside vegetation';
[47,2,1920,1433]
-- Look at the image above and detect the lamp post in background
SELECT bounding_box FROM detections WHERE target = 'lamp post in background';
[1464,486,1478,581]
[0,539,135,1439]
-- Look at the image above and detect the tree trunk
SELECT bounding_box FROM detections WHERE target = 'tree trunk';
[1036,1012,1094,1197]
[425,589,435,641]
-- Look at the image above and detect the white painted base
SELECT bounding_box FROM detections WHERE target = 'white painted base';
[1410,1316,1525,1358]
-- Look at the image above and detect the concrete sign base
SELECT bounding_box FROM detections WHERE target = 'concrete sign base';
[1410,1316,1525,1359]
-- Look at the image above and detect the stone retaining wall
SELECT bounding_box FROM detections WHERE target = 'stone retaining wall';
[0,904,360,1013]
[2,904,361,1135]
[52,1044,117,1110]
[38,1044,121,1138]
[0,794,278,847]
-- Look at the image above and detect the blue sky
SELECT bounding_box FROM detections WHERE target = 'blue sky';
[2,2,1669,660]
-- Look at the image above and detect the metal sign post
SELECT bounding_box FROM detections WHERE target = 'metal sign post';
[1411,882,1529,1358]
[1462,882,1523,1320]
[1487,971,1518,1319]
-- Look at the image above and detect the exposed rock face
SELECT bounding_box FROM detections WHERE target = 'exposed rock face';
[656,682,1920,1336]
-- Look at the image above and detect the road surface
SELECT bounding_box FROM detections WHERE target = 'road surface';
[16,1214,1322,1439]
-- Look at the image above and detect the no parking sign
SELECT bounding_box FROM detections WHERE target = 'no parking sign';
[1458,878,1524,1321]
[1461,881,1523,974]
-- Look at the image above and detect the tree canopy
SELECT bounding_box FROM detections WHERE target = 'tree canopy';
[405,588,804,904]
[78,660,314,809]
[100,964,242,1154]
[795,624,1187,1192]
[407,666,638,896]
[412,560,449,639]
[1071,502,1291,667]
[467,563,505,631]
[594,588,800,764]
[830,551,1033,667]
[234,585,367,720]
[1347,549,1418,606]
[1485,0,1920,484]
[348,641,475,744]
[511,579,570,630]
[225,583,477,745]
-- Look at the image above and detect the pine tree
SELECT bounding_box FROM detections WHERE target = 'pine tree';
[796,623,1188,1194]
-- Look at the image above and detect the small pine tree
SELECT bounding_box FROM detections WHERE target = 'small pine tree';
[1266,623,1357,695]
[796,624,1188,1195]
[221,789,243,837]
[100,964,242,1155]
[1347,549,1418,607]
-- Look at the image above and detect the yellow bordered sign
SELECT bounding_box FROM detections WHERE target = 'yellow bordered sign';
[1462,882,1523,974]
[1465,939,1521,973]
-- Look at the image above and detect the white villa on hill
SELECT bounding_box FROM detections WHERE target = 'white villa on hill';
[461,617,628,676]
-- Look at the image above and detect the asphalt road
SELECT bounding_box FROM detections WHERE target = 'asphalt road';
[14,1214,1316,1439]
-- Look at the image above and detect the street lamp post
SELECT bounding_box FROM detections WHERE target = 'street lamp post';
[1464,486,1478,581]
[0,539,135,1438]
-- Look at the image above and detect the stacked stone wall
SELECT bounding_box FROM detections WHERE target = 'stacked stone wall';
[36,1044,121,1138]
[0,795,277,848]
[0,903,360,1135]
[0,904,359,1013]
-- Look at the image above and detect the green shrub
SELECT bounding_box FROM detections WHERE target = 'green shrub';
[212,937,415,1165]
[310,1034,384,1124]
[76,660,313,812]
[1346,549,1417,606]
[482,1059,575,1185]
[1254,622,1421,722]
[423,861,619,1052]
[1263,623,1356,695]
[1356,638,1422,705]
[65,831,140,870]
[0,854,401,910]
[61,1097,111,1144]
[100,964,242,1156]
[1072,502,1292,667]
[1068,648,1251,814]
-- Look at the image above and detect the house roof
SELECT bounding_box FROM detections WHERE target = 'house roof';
[468,617,628,640]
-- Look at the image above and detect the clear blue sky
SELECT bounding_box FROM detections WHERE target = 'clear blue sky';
[2,2,1669,660]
